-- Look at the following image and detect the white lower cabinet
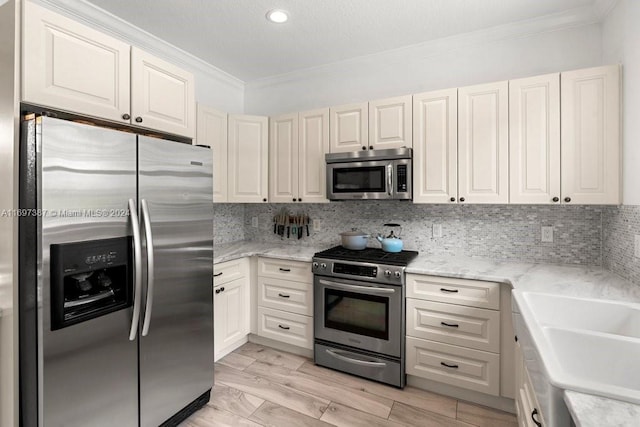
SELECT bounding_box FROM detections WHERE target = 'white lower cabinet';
[515,342,545,427]
[406,274,503,397]
[214,258,250,361]
[256,257,313,349]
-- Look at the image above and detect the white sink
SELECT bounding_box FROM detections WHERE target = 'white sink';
[520,291,640,338]
[512,291,640,426]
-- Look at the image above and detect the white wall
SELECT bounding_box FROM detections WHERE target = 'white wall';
[603,0,640,205]
[245,24,603,116]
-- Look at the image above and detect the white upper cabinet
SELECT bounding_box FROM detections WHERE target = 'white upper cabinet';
[330,103,368,153]
[561,65,620,205]
[269,113,299,203]
[228,115,269,203]
[369,95,412,150]
[22,1,131,123]
[509,73,561,204]
[131,47,195,138]
[269,109,329,203]
[412,89,458,204]
[298,109,330,202]
[196,104,228,202]
[458,81,509,204]
[22,2,196,138]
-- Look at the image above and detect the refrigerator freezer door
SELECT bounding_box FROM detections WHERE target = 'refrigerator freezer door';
[38,117,138,427]
[137,137,214,426]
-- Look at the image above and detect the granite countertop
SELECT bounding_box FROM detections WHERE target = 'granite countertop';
[213,242,640,425]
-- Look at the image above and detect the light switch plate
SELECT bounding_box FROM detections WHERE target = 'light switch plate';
[541,226,553,243]
[251,217,258,228]
[432,224,443,238]
[313,219,322,232]
[635,235,640,258]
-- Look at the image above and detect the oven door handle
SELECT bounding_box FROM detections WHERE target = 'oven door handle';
[325,349,387,367]
[318,279,396,295]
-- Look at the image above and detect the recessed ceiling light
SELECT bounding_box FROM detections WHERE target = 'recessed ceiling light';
[266,9,289,24]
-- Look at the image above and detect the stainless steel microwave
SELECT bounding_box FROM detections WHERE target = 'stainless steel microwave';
[326,148,412,200]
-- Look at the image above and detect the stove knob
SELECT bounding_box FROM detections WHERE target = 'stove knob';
[320,263,327,269]
[312,262,319,269]
[394,271,402,279]
[384,270,392,277]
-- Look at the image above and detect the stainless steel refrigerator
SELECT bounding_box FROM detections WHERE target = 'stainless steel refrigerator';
[19,115,214,427]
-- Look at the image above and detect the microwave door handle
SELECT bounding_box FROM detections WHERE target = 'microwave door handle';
[318,279,396,295]
[387,164,393,196]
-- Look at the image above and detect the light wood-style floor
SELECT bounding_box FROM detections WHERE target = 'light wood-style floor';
[181,342,518,427]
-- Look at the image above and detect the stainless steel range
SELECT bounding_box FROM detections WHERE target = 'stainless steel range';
[312,246,418,388]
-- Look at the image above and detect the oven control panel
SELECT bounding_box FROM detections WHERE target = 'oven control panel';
[312,258,405,285]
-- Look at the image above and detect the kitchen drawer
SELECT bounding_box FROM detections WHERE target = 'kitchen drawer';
[407,299,500,353]
[214,258,248,286]
[258,257,312,283]
[257,307,313,349]
[258,276,313,316]
[406,336,500,396]
[406,274,500,310]
[521,365,545,427]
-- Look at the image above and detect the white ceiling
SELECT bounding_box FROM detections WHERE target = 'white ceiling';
[84,0,605,82]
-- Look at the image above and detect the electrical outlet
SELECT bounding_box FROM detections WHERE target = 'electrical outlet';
[251,217,258,228]
[635,235,640,258]
[541,226,554,243]
[313,219,322,232]
[432,224,442,238]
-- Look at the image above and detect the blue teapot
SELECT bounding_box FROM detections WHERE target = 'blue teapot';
[376,223,403,253]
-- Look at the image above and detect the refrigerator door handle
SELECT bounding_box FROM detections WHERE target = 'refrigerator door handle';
[141,199,155,337]
[128,198,143,341]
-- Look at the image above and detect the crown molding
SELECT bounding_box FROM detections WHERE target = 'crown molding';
[33,0,244,90]
[247,2,609,89]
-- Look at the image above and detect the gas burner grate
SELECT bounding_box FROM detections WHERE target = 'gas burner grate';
[314,246,418,266]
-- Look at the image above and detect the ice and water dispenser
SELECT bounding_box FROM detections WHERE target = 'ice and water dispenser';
[50,237,133,330]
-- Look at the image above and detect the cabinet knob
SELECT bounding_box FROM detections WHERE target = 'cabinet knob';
[292,198,296,202]
[362,146,367,150]
[298,198,302,202]
[369,145,374,150]
[564,197,571,203]
[135,117,143,123]
[215,288,221,294]
[263,198,267,202]
[459,197,465,202]
[552,197,559,202]
[122,113,131,120]
[450,197,455,202]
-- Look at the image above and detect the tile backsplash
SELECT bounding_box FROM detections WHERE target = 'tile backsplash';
[243,202,604,265]
[603,205,640,284]
[213,204,245,245]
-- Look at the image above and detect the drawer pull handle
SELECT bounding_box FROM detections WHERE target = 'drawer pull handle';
[440,362,458,369]
[531,409,542,427]
[278,293,290,298]
[278,324,290,330]
[213,272,223,277]
[440,288,459,293]
[279,268,291,272]
[440,321,459,328]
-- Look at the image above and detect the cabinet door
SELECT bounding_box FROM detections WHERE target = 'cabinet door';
[214,277,249,357]
[22,1,131,123]
[412,89,458,204]
[561,65,620,205]
[228,115,269,203]
[196,104,228,202]
[509,74,560,204]
[330,103,368,153]
[131,47,195,138]
[269,113,299,203]
[299,108,330,203]
[369,95,412,150]
[458,81,509,204]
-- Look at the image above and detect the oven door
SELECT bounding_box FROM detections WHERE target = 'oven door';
[314,276,403,358]
[326,160,393,200]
